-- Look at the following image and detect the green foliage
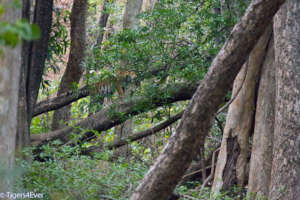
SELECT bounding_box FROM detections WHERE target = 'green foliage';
[26,0,252,199]
[17,145,148,200]
[0,1,40,53]
[84,0,249,111]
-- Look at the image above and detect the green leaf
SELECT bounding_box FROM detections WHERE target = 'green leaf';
[2,31,19,47]
[30,24,40,39]
[0,5,4,16]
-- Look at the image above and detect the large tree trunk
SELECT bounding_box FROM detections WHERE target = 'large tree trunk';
[52,0,88,130]
[130,1,285,199]
[16,0,53,150]
[269,1,300,199]
[0,0,22,192]
[211,25,272,197]
[247,36,275,199]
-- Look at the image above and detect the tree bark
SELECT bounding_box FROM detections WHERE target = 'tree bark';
[247,36,275,200]
[52,0,88,130]
[123,0,143,30]
[16,0,33,154]
[269,1,300,199]
[0,0,22,192]
[130,0,285,199]
[211,25,272,197]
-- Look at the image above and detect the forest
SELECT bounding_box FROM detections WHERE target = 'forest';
[0,0,299,199]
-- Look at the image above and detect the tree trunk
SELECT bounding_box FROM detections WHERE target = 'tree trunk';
[130,1,285,199]
[16,0,53,150]
[269,1,300,199]
[211,25,272,197]
[247,36,275,200]
[123,0,143,30]
[0,0,22,192]
[96,0,111,46]
[52,0,88,130]
[16,0,33,154]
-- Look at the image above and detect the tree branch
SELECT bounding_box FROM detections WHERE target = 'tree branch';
[33,86,90,117]
[31,83,197,144]
[85,111,183,153]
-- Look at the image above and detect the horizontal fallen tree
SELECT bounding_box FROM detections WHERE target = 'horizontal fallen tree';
[31,83,197,144]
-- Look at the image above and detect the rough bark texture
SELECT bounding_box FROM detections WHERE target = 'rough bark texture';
[247,37,275,200]
[0,0,22,192]
[130,1,285,199]
[31,83,196,144]
[52,0,88,130]
[269,1,300,199]
[16,0,53,150]
[212,25,272,197]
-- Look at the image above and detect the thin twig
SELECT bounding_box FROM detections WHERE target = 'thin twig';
[197,148,220,197]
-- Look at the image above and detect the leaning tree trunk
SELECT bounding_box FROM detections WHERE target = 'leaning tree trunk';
[247,36,275,200]
[16,0,53,151]
[130,1,285,199]
[0,0,22,192]
[269,1,300,199]
[52,0,88,130]
[211,25,272,197]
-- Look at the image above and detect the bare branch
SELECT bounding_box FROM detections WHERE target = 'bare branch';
[85,111,183,153]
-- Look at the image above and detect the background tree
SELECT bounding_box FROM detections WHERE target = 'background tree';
[51,0,88,130]
[16,0,53,151]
